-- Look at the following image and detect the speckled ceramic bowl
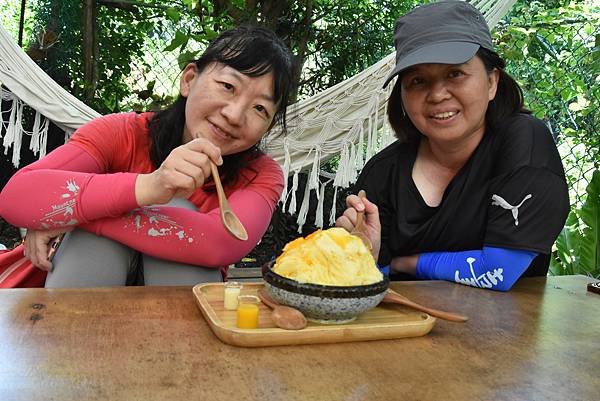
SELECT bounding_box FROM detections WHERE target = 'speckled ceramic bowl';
[262,264,389,324]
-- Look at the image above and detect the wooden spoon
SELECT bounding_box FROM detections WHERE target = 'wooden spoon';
[210,161,248,241]
[383,289,469,323]
[350,190,372,250]
[257,288,307,330]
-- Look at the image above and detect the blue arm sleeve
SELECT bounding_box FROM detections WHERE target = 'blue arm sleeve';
[415,246,538,292]
[377,264,390,277]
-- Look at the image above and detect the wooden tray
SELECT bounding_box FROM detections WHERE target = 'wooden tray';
[193,282,436,347]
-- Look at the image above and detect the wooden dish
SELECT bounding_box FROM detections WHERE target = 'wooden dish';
[193,282,436,347]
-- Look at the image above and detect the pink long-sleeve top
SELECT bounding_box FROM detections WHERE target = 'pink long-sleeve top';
[0,112,284,271]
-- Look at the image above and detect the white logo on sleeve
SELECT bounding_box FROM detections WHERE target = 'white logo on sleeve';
[40,178,81,229]
[491,194,532,226]
[454,257,504,289]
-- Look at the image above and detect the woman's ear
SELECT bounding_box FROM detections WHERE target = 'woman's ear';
[180,63,198,97]
[488,68,500,101]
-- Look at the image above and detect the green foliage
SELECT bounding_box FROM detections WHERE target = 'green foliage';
[160,0,424,100]
[164,30,190,52]
[96,8,155,112]
[0,0,34,38]
[496,1,599,275]
[24,1,232,113]
[550,170,600,278]
[294,0,425,98]
[28,1,160,113]
[229,0,245,8]
[495,0,599,164]
[165,7,181,23]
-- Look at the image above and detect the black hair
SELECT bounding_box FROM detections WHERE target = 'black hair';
[387,47,528,143]
[147,25,294,186]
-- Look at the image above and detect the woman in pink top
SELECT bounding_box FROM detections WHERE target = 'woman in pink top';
[0,26,294,287]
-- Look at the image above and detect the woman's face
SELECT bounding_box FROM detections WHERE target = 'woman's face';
[400,55,499,146]
[179,62,277,155]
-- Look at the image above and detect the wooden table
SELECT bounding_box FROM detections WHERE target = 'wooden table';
[0,275,598,401]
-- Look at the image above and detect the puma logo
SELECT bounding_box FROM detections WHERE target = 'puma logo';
[491,194,532,226]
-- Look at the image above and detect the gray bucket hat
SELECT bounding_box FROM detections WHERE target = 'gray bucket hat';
[383,1,494,88]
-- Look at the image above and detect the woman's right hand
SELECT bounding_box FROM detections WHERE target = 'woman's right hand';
[135,138,223,206]
[24,227,73,271]
[336,193,382,260]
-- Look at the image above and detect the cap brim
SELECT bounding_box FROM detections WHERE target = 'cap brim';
[383,42,480,88]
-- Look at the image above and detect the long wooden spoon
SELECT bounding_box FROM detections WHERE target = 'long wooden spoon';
[210,162,248,241]
[257,288,307,330]
[350,190,372,250]
[383,289,468,323]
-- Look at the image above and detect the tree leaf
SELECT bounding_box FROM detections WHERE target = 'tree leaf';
[164,30,189,52]
[182,0,193,6]
[230,0,245,9]
[177,50,200,70]
[553,210,581,275]
[577,170,600,276]
[165,7,181,23]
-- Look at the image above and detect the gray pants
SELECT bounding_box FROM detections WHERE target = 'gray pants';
[45,199,222,288]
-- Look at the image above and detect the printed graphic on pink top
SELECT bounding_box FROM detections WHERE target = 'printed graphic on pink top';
[40,179,81,229]
[125,207,195,243]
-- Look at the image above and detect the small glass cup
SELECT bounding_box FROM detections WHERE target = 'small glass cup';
[223,281,243,310]
[236,295,260,329]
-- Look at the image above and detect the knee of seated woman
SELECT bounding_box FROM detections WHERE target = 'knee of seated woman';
[162,198,197,210]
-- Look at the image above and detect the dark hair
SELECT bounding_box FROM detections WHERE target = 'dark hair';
[148,25,294,186]
[387,48,528,143]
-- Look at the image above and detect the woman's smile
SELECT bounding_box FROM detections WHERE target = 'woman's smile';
[208,120,237,141]
[430,111,459,120]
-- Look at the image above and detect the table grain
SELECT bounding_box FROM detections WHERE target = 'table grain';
[0,275,598,401]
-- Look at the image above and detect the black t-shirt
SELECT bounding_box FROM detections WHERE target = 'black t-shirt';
[356,113,569,278]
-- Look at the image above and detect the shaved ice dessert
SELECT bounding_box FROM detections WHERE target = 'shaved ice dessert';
[272,227,382,286]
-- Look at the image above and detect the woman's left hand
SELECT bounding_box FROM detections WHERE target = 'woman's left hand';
[24,227,73,271]
[390,255,419,275]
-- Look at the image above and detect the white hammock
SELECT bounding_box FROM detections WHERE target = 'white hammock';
[0,0,517,230]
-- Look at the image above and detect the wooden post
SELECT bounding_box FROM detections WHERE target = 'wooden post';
[18,0,26,46]
[82,0,98,104]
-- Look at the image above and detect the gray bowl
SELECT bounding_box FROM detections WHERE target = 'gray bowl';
[262,264,389,324]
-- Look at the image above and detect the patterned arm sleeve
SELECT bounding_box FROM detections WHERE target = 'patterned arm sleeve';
[416,246,538,291]
[0,143,138,229]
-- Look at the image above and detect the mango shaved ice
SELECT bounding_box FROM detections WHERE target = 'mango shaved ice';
[272,227,383,286]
